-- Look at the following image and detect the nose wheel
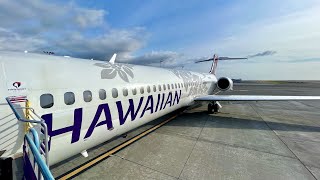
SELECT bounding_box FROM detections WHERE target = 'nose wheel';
[208,101,220,114]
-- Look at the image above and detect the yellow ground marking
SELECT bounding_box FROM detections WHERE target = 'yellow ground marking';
[58,114,179,180]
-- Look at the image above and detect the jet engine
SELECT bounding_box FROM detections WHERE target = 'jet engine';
[217,77,233,91]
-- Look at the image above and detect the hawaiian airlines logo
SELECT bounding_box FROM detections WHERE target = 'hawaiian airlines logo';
[13,82,21,89]
[7,81,27,92]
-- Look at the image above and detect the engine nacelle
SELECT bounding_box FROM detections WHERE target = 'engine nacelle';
[217,77,233,91]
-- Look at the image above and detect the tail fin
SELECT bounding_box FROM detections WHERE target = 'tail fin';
[196,54,247,75]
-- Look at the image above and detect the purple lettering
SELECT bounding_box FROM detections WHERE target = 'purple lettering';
[41,108,82,147]
[154,94,161,112]
[160,93,165,110]
[172,90,182,105]
[117,97,144,125]
[163,92,172,109]
[84,103,113,139]
[140,95,154,118]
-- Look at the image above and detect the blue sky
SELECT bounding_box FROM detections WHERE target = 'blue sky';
[0,0,320,79]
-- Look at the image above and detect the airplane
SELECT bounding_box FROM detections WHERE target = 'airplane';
[1,51,320,169]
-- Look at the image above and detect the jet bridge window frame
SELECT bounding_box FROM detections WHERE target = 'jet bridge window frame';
[64,92,75,105]
[40,93,54,109]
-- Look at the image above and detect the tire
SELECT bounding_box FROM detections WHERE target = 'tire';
[208,103,214,114]
[213,103,219,113]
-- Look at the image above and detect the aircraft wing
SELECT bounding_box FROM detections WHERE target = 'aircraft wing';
[194,95,320,101]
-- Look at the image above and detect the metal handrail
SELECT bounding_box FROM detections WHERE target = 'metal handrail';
[5,97,50,166]
[25,134,54,180]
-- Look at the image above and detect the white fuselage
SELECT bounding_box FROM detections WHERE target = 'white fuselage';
[0,52,217,165]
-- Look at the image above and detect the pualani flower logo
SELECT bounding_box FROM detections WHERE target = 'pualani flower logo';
[94,63,134,82]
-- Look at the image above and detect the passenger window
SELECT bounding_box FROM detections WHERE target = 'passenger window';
[99,89,106,100]
[123,88,128,97]
[140,87,144,94]
[132,88,137,95]
[40,94,54,108]
[178,83,180,88]
[83,90,92,102]
[175,83,177,89]
[64,92,75,105]
[112,88,118,98]
[153,85,156,92]
[167,84,170,90]
[158,85,162,91]
[147,86,151,93]
[163,84,166,90]
[171,84,174,89]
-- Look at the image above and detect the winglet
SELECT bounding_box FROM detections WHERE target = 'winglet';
[109,53,117,64]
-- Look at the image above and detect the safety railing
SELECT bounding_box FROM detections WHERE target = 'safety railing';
[5,97,49,166]
[23,128,54,180]
[5,97,53,179]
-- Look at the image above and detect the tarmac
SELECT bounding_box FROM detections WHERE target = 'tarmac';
[52,81,320,180]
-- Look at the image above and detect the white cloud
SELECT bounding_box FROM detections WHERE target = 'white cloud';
[124,51,181,65]
[182,3,320,79]
[0,0,106,30]
[74,8,106,28]
[0,0,146,61]
[0,28,46,51]
[52,28,146,60]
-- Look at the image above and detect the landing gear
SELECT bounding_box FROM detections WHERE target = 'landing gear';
[208,101,220,114]
[122,134,128,138]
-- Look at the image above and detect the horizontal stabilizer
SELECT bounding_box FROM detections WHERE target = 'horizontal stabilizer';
[195,95,320,101]
[195,57,247,63]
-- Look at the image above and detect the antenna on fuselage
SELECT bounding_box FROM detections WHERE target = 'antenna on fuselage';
[109,53,117,64]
